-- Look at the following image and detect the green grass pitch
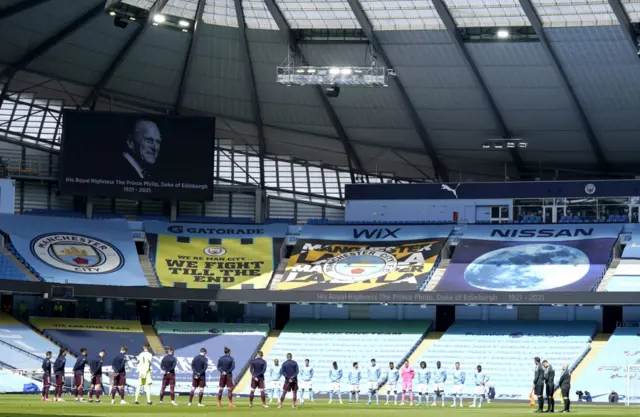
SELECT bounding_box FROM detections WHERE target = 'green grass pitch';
[0,395,636,417]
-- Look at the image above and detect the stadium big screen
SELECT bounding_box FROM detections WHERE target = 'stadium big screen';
[59,111,215,201]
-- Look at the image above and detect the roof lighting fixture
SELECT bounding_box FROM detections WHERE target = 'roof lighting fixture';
[506,141,516,148]
[492,142,504,149]
[518,142,528,148]
[178,19,190,27]
[296,68,305,74]
[129,16,136,21]
[109,11,116,16]
[329,67,340,75]
[481,142,491,149]
[277,65,389,87]
[496,29,510,39]
[306,68,316,74]
[182,29,188,33]
[340,68,353,75]
[153,14,166,23]
[481,138,528,149]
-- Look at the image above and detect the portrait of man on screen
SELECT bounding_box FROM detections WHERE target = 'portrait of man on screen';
[121,119,163,180]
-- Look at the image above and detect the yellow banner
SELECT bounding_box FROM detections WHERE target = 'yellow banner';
[155,235,274,289]
[30,317,143,333]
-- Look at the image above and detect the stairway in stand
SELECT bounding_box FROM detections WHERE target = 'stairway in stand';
[139,254,160,287]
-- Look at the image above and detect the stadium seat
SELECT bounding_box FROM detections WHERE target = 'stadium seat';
[30,318,149,364]
[0,252,30,281]
[155,322,268,393]
[0,370,41,393]
[573,327,639,402]
[417,321,596,399]
[0,313,59,370]
[256,319,430,394]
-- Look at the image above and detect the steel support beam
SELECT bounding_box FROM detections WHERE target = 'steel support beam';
[346,0,448,181]
[263,0,365,177]
[0,0,51,20]
[174,0,206,113]
[0,2,103,83]
[431,0,525,177]
[608,0,638,51]
[519,0,610,173]
[83,0,168,108]
[234,0,266,188]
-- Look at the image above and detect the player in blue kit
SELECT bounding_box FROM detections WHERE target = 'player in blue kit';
[328,362,343,404]
[299,359,314,404]
[367,358,381,406]
[348,362,361,404]
[451,362,466,407]
[416,361,430,406]
[385,362,399,405]
[470,365,489,408]
[432,361,447,407]
[268,359,282,403]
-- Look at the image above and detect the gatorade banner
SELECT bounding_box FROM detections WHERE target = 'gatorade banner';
[276,225,452,291]
[144,221,287,289]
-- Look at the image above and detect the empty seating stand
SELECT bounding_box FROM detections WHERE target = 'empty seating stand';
[574,327,640,402]
[263,319,430,394]
[0,313,59,369]
[418,321,596,400]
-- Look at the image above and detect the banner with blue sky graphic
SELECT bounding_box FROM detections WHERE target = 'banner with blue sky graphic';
[435,224,622,292]
[0,214,146,286]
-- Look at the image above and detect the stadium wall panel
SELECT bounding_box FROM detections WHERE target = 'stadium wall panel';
[623,306,640,321]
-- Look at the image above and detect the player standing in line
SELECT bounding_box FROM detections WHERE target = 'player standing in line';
[53,348,67,402]
[533,357,545,413]
[73,348,88,402]
[432,361,447,407]
[279,353,299,408]
[558,363,571,413]
[268,359,282,403]
[328,361,343,404]
[470,365,489,408]
[41,351,52,402]
[385,362,399,405]
[249,351,269,408]
[216,346,236,408]
[400,360,415,406]
[111,345,128,404]
[134,343,153,405]
[416,361,430,406]
[543,360,556,412]
[189,347,208,407]
[347,362,361,404]
[159,347,178,406]
[367,358,381,406]
[451,361,465,407]
[299,359,314,404]
[88,350,105,403]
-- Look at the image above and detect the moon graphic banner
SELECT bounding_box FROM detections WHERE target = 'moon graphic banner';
[276,225,452,291]
[435,224,623,292]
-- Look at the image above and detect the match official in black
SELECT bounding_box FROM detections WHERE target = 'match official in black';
[543,360,555,412]
[558,363,571,413]
[533,357,545,412]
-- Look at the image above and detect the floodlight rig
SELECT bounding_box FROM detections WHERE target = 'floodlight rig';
[277,45,391,87]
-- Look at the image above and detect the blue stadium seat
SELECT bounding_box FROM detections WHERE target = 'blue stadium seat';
[0,250,31,281]
[0,313,59,368]
[0,370,41,393]
[418,321,596,400]
[252,320,430,394]
[574,328,638,402]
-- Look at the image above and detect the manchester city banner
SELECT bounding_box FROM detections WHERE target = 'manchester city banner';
[0,214,146,286]
[435,224,623,292]
[276,225,452,291]
[145,221,287,289]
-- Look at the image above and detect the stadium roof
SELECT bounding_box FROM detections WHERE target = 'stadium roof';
[1,0,640,182]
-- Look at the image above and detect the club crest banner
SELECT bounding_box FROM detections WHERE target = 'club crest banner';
[0,214,146,286]
[276,225,452,291]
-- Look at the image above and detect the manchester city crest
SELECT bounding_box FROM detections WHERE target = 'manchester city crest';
[30,233,124,274]
[322,250,397,283]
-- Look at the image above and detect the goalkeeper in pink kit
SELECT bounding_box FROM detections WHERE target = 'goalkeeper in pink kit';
[400,361,415,406]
